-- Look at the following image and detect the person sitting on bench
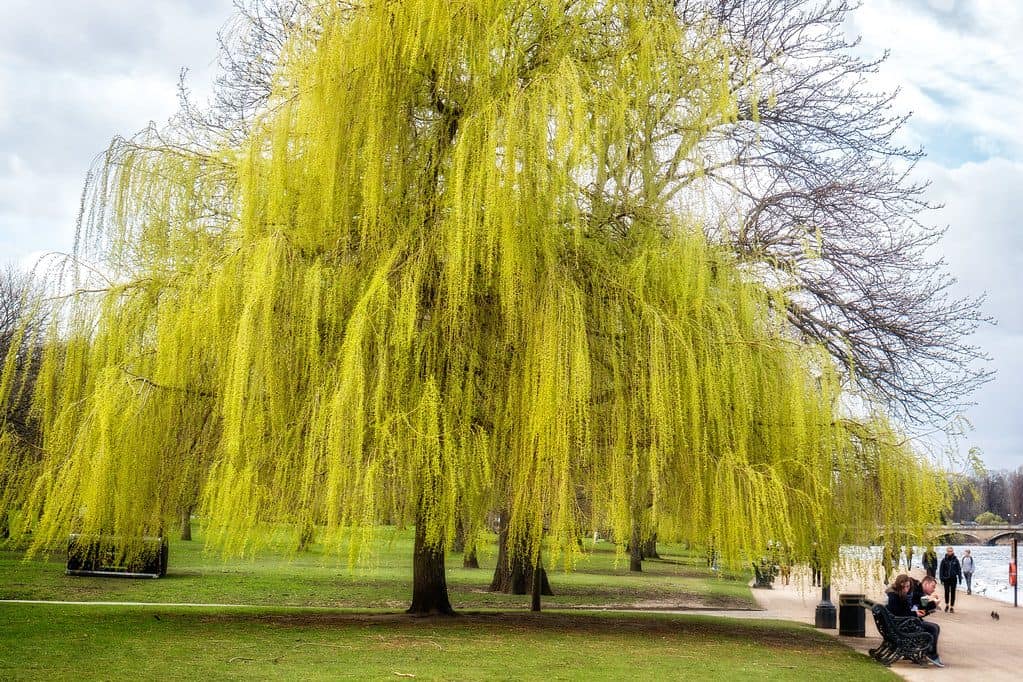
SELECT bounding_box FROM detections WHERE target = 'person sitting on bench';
[886,573,943,667]
[911,575,940,616]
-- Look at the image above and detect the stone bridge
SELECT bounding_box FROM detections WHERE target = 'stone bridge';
[928,525,1023,546]
[875,526,1023,546]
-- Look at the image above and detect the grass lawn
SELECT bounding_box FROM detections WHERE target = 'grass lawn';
[0,527,896,680]
[0,604,897,681]
[0,527,752,610]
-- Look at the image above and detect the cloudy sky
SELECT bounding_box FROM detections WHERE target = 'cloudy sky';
[1,1,1020,469]
[842,0,1023,472]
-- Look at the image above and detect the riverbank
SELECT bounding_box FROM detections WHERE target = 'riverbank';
[842,544,1022,607]
[750,569,1023,679]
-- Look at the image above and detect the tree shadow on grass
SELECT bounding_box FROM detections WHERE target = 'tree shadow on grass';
[191,610,825,652]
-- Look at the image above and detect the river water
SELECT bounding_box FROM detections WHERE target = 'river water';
[842,544,1023,607]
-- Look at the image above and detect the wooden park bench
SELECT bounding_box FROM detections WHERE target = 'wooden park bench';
[751,559,777,588]
[66,534,168,578]
[867,602,933,666]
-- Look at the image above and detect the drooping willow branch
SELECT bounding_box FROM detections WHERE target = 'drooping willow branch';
[0,0,950,573]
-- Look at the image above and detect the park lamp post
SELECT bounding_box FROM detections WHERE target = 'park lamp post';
[815,573,836,628]
[813,541,835,629]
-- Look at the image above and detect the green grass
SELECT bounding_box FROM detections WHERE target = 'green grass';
[0,527,752,610]
[0,528,896,680]
[0,604,897,681]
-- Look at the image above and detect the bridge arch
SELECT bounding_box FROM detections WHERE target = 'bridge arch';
[986,530,1023,546]
[866,525,1023,546]
[933,532,983,545]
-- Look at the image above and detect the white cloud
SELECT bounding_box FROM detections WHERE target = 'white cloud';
[845,1,1023,469]
[923,158,1023,332]
[0,0,235,267]
[0,1,228,77]
[916,158,1023,469]
[847,0,1023,163]
[0,152,83,267]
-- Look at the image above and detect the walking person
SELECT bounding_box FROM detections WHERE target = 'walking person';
[923,546,938,578]
[961,549,975,595]
[881,544,895,585]
[905,545,914,571]
[810,543,822,587]
[939,546,962,612]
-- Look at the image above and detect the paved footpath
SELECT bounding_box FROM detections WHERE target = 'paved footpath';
[744,571,1023,680]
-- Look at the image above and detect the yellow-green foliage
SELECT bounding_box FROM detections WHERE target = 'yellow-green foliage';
[0,0,947,570]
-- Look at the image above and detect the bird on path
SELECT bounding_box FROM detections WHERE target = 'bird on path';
[991,611,1000,621]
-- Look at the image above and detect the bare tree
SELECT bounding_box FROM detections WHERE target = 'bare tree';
[983,472,1010,520]
[950,469,1023,523]
[175,0,315,147]
[0,265,47,537]
[674,0,991,425]
[1008,469,1023,523]
[0,265,46,442]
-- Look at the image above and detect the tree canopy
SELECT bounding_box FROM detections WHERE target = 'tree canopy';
[193,0,991,426]
[1,0,950,609]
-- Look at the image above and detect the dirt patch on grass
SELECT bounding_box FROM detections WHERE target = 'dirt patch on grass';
[450,579,755,610]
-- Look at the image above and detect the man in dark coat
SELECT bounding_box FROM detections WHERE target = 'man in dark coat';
[912,575,940,615]
[939,546,963,612]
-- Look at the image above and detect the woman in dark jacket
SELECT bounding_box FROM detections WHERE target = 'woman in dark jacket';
[886,574,917,616]
[939,546,963,612]
[886,573,943,666]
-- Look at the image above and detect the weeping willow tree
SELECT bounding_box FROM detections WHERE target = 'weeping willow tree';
[0,0,949,614]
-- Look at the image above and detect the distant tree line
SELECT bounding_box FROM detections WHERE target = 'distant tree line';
[0,266,46,537]
[950,470,1023,524]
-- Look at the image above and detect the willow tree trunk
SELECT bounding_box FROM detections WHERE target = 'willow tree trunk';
[456,517,479,567]
[463,545,479,569]
[452,518,466,554]
[488,510,553,595]
[629,519,643,572]
[407,519,455,616]
[179,505,193,541]
[517,559,553,596]
[295,521,315,553]
[642,534,659,560]
[531,551,543,612]
[488,513,513,591]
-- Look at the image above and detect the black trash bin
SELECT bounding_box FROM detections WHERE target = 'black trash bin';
[838,593,866,637]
